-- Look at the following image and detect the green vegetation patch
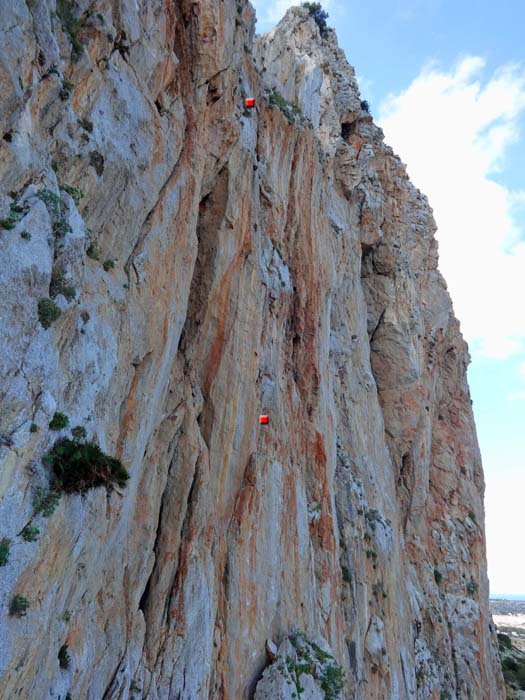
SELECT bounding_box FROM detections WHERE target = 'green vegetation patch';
[498,633,525,693]
[58,643,71,669]
[38,298,62,329]
[78,117,93,132]
[53,218,72,238]
[341,566,352,585]
[0,201,29,230]
[33,487,61,518]
[302,2,329,35]
[466,579,478,596]
[20,525,40,542]
[10,595,30,617]
[86,241,101,260]
[43,436,129,493]
[268,89,303,124]
[61,185,84,205]
[49,411,70,431]
[0,537,11,566]
[56,0,85,61]
[37,188,61,217]
[281,632,344,699]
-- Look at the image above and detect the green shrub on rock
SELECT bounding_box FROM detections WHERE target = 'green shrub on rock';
[49,412,69,431]
[302,2,329,35]
[58,643,71,669]
[43,437,129,493]
[38,298,61,329]
[33,487,61,517]
[0,537,11,566]
[20,525,40,542]
[9,595,30,617]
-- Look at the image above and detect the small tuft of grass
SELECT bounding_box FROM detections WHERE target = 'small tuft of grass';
[71,425,87,441]
[37,189,61,218]
[0,537,11,566]
[434,568,443,585]
[43,437,129,493]
[20,525,40,542]
[56,0,85,61]
[38,298,61,329]
[103,259,115,272]
[33,487,61,518]
[0,217,16,230]
[78,117,93,132]
[320,662,344,700]
[20,230,31,240]
[58,643,71,669]
[30,422,39,433]
[49,411,69,431]
[341,566,352,585]
[53,218,72,238]
[466,579,478,596]
[268,89,302,124]
[10,595,30,617]
[61,185,84,205]
[86,242,101,260]
[0,202,26,230]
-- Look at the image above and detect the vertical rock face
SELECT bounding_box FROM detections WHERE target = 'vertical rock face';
[0,2,504,699]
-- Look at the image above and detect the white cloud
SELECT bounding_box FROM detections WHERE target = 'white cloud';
[485,468,525,595]
[378,57,525,360]
[519,362,525,378]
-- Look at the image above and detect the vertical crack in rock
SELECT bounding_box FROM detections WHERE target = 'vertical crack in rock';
[179,166,230,449]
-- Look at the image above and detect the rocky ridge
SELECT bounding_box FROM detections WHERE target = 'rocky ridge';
[0,2,504,699]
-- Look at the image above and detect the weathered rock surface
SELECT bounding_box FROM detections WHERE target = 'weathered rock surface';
[0,2,504,699]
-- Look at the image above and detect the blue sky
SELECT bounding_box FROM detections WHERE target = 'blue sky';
[252,0,525,596]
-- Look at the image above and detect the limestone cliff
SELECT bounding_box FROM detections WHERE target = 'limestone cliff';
[0,2,504,699]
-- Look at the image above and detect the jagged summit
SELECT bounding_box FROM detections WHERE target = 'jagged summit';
[256,5,362,136]
[0,1,503,699]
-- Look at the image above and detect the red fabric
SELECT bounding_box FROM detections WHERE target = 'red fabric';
[259,415,269,425]
[245,98,255,108]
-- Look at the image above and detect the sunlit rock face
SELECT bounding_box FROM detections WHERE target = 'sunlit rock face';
[0,2,504,699]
